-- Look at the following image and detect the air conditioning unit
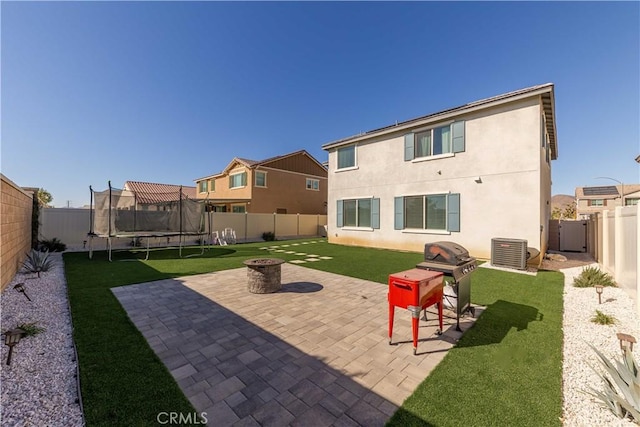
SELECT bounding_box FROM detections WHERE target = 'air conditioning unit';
[491,238,528,270]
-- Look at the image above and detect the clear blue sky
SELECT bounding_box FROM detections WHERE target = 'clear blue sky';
[2,2,638,207]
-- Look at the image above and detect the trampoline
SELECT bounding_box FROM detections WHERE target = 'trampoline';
[88,182,208,261]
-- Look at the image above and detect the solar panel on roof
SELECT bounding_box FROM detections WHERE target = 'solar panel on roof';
[583,186,619,196]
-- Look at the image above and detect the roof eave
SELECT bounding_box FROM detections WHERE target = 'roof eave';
[322,84,556,151]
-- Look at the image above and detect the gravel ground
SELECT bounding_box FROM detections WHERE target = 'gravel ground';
[561,263,640,426]
[0,253,84,427]
[0,253,638,426]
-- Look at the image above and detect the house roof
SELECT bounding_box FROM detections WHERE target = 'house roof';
[123,181,197,204]
[576,184,640,199]
[322,83,558,160]
[196,150,326,181]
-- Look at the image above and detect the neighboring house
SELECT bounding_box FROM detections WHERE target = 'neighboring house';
[122,181,197,211]
[575,184,640,219]
[195,150,328,214]
[322,83,558,261]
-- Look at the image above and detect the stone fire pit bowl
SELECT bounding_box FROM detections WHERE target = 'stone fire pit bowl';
[243,258,286,294]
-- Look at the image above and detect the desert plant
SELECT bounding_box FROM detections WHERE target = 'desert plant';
[16,322,45,337]
[22,249,54,277]
[591,310,617,325]
[39,237,67,252]
[262,231,276,241]
[573,266,616,288]
[585,343,640,423]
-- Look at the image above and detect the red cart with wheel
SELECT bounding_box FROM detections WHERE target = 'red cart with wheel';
[388,268,444,355]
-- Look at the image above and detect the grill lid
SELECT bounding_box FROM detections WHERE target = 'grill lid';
[424,241,471,265]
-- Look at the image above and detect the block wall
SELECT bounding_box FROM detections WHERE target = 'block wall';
[1,175,33,290]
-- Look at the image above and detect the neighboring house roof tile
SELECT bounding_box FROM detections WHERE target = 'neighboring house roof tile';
[322,83,558,160]
[124,181,197,204]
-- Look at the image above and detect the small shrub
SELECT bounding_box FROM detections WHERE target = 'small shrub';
[573,266,616,288]
[585,343,640,422]
[129,237,143,247]
[262,231,276,241]
[591,310,617,325]
[22,249,54,277]
[39,237,67,252]
[16,322,45,337]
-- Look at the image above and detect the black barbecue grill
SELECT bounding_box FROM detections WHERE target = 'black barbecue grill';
[416,241,477,331]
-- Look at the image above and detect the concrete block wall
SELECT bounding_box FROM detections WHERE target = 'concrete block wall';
[1,174,33,290]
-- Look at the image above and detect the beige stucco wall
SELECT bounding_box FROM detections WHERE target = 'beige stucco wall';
[326,97,551,260]
[1,174,33,290]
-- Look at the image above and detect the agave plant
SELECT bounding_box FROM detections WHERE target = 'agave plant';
[22,249,54,277]
[585,343,640,423]
[573,266,616,288]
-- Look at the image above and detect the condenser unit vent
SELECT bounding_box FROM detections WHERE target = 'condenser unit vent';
[491,238,528,270]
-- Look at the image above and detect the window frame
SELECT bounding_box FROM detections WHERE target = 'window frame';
[198,180,208,193]
[336,145,357,171]
[336,197,380,230]
[394,193,460,233]
[405,120,465,162]
[229,172,247,189]
[306,178,320,191]
[255,171,267,188]
[403,194,448,231]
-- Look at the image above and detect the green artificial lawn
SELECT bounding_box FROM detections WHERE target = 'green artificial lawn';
[64,239,563,426]
[387,267,564,427]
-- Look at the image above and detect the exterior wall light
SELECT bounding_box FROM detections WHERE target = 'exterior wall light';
[4,329,25,365]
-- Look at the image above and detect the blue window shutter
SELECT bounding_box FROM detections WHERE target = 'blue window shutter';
[404,133,415,161]
[452,121,465,153]
[337,200,343,227]
[394,197,404,230]
[447,193,460,232]
[371,198,380,229]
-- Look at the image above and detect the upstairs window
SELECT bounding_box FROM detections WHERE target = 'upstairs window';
[405,121,465,161]
[306,178,319,191]
[337,145,356,169]
[255,171,267,187]
[229,172,247,189]
[589,199,604,207]
[208,179,215,192]
[198,181,208,193]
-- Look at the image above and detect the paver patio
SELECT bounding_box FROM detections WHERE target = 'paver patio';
[112,263,479,426]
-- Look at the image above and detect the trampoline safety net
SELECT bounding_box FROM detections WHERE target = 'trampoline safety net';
[91,186,205,236]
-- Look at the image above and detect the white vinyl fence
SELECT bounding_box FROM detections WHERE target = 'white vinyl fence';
[40,208,327,251]
[589,206,640,314]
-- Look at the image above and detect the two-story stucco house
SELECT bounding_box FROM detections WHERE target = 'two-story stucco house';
[322,83,558,261]
[195,150,327,214]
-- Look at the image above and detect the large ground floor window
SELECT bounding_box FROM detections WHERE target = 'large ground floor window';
[337,198,379,228]
[395,193,460,232]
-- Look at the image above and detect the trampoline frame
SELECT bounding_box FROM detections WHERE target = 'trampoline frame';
[88,182,209,261]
